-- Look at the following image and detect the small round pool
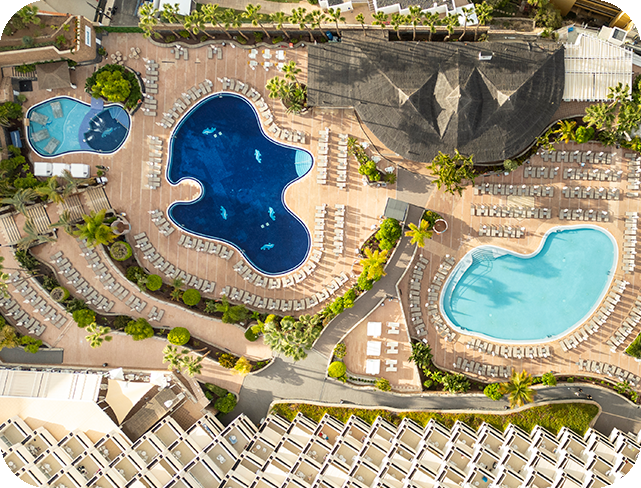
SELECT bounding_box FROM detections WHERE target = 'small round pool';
[440,226,617,342]
[26,96,130,158]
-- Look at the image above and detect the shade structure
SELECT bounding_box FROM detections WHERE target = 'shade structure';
[367,322,382,337]
[366,341,382,357]
[365,359,380,375]
[36,61,71,91]
[108,368,125,381]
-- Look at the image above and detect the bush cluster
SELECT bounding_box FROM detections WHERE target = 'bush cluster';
[182,289,201,306]
[375,218,402,250]
[146,274,163,292]
[328,361,347,382]
[168,327,190,346]
[110,241,132,261]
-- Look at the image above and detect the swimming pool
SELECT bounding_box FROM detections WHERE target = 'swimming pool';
[440,226,617,342]
[166,93,313,276]
[26,96,131,158]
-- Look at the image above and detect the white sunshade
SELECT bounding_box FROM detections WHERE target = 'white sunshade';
[108,368,125,381]
[366,341,382,357]
[365,359,380,375]
[149,372,169,388]
[367,322,382,337]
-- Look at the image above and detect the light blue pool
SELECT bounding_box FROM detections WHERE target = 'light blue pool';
[26,96,130,158]
[440,226,617,342]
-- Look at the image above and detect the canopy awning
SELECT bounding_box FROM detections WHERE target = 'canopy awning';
[36,61,71,91]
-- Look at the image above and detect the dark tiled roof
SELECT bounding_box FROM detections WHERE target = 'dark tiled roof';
[307,37,565,163]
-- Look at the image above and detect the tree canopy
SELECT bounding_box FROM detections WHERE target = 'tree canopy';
[427,150,476,196]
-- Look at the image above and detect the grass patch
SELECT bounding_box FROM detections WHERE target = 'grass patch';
[271,402,599,436]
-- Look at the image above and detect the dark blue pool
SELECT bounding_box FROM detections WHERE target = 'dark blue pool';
[166,93,313,275]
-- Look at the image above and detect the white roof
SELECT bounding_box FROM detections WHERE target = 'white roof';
[365,359,380,375]
[33,162,90,178]
[366,341,382,357]
[563,33,633,102]
[366,322,382,337]
[0,370,101,402]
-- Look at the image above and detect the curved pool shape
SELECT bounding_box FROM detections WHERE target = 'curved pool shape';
[26,96,130,158]
[440,226,617,342]
[166,93,313,275]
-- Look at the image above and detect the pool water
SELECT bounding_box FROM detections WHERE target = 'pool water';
[26,96,130,157]
[441,227,616,342]
[166,93,313,275]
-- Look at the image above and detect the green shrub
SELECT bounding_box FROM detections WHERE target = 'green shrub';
[574,126,595,144]
[357,273,374,291]
[484,383,504,400]
[328,361,347,381]
[65,299,87,313]
[114,315,131,330]
[254,32,263,42]
[125,318,154,341]
[541,372,557,386]
[165,34,176,42]
[14,250,39,272]
[110,242,132,261]
[218,353,239,369]
[168,327,191,346]
[22,36,34,47]
[73,309,95,328]
[333,342,347,360]
[376,218,402,250]
[204,390,213,401]
[625,334,641,359]
[272,36,284,44]
[567,377,574,383]
[19,335,42,354]
[50,287,69,302]
[182,289,201,306]
[206,383,229,397]
[42,276,59,292]
[343,288,356,308]
[245,328,258,341]
[376,378,391,391]
[250,323,264,335]
[423,379,434,389]
[126,266,144,282]
[442,373,470,393]
[146,274,163,291]
[214,393,237,414]
[503,159,519,172]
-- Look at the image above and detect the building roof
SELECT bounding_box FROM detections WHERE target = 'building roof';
[384,198,409,222]
[36,61,71,91]
[308,37,565,163]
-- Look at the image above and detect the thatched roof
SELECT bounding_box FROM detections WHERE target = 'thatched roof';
[308,36,565,163]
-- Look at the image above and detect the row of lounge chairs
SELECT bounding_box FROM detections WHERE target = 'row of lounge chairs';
[134,233,216,294]
[219,271,349,313]
[142,59,159,115]
[478,225,525,239]
[539,149,612,164]
[207,45,223,60]
[317,129,329,184]
[50,246,117,313]
[628,158,640,195]
[313,205,327,249]
[523,166,558,179]
[576,359,640,386]
[465,338,551,359]
[607,293,641,351]
[623,213,637,274]
[409,256,428,336]
[563,167,621,181]
[560,280,628,352]
[474,183,554,197]
[425,256,458,342]
[471,204,551,219]
[149,209,175,236]
[453,357,511,379]
[146,137,163,190]
[177,234,233,260]
[558,208,609,221]
[561,186,620,200]
[0,290,48,336]
[334,204,346,255]
[158,79,213,129]
[336,133,349,189]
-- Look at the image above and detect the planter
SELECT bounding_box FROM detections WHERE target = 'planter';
[111,217,131,236]
[433,219,448,234]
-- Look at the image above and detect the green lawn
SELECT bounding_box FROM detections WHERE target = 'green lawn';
[270,402,599,436]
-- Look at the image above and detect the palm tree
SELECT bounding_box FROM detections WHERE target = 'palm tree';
[500,369,536,408]
[360,248,388,281]
[199,4,223,39]
[1,188,38,216]
[50,210,76,235]
[180,353,206,377]
[372,12,388,29]
[16,219,57,251]
[408,6,423,41]
[85,323,113,349]
[270,12,291,40]
[290,8,313,41]
[243,3,269,38]
[327,8,345,37]
[222,10,248,42]
[458,7,475,41]
[281,60,300,83]
[423,12,440,42]
[308,11,328,41]
[36,176,63,204]
[73,209,117,248]
[474,1,493,41]
[266,77,287,99]
[160,2,183,38]
[182,11,208,39]
[390,13,408,41]
[162,345,188,370]
[553,120,577,143]
[59,169,92,198]
[138,3,160,39]
[405,219,433,248]
[443,13,459,42]
[356,13,366,32]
